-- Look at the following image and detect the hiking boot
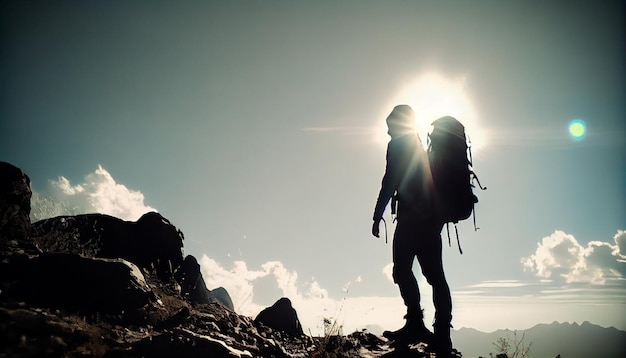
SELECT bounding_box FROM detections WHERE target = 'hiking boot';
[383,315,434,346]
[431,322,453,357]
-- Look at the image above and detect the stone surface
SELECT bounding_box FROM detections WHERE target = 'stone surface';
[172,255,235,310]
[211,286,235,311]
[0,161,34,253]
[254,297,304,337]
[175,254,216,306]
[10,252,154,314]
[31,212,184,281]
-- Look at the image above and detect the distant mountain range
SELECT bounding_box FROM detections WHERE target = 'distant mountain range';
[452,321,626,358]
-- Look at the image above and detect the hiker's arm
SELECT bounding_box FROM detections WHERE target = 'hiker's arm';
[373,142,403,222]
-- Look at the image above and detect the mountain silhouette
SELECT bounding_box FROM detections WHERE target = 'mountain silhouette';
[452,321,626,358]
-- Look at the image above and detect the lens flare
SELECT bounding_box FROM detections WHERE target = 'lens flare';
[569,119,586,140]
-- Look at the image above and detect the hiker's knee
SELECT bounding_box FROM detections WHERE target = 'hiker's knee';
[392,264,401,283]
[421,265,446,286]
[392,263,413,284]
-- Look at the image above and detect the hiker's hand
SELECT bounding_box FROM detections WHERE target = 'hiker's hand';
[372,219,380,238]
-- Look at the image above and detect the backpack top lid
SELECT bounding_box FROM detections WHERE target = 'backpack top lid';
[429,116,468,152]
[430,116,466,139]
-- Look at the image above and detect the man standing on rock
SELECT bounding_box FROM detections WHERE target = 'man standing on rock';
[371,105,453,357]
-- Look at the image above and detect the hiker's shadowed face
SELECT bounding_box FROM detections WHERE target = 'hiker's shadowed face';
[386,105,416,138]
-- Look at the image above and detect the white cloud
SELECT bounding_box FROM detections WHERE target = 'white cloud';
[614,230,626,257]
[34,165,157,221]
[449,230,626,330]
[56,176,84,195]
[470,280,530,288]
[382,263,394,283]
[198,255,339,335]
[196,256,447,335]
[199,253,626,334]
[522,230,626,284]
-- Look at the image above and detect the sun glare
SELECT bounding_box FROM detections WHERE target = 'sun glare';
[376,73,485,150]
[569,119,586,140]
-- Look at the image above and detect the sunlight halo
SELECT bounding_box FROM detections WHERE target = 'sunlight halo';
[376,72,486,151]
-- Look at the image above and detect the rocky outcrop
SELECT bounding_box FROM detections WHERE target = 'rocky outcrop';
[175,254,215,306]
[10,252,154,314]
[211,286,235,311]
[0,161,34,253]
[174,255,235,309]
[31,212,184,281]
[134,211,185,275]
[0,162,395,357]
[254,297,304,337]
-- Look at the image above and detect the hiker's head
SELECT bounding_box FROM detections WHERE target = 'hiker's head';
[386,105,415,138]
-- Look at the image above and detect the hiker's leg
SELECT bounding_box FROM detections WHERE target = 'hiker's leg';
[384,219,434,344]
[415,222,451,323]
[392,221,420,315]
[422,260,452,326]
[415,222,453,354]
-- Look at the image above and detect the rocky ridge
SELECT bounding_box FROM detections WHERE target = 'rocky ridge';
[0,162,402,358]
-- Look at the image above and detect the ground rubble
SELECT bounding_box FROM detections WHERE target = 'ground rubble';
[0,288,402,358]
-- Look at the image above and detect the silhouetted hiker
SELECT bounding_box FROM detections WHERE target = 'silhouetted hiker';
[372,105,453,356]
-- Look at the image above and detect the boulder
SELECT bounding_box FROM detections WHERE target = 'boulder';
[175,255,234,310]
[134,212,185,275]
[11,252,154,313]
[175,255,213,306]
[133,329,254,358]
[211,286,235,311]
[254,297,304,337]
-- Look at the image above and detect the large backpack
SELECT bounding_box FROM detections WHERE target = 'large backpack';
[428,116,486,253]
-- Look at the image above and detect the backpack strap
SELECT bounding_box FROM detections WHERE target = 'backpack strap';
[471,171,487,190]
[455,223,463,254]
[467,135,474,166]
[473,203,479,231]
[381,217,388,244]
[446,222,464,254]
[470,172,486,232]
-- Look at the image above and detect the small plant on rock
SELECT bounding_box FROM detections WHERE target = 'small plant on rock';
[490,330,531,358]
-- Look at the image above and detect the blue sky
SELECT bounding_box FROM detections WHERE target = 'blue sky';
[1,0,624,334]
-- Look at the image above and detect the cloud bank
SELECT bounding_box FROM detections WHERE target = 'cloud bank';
[197,255,406,336]
[522,230,626,284]
[32,165,156,221]
[197,257,445,336]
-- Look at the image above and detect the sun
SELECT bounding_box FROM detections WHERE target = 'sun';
[376,72,485,150]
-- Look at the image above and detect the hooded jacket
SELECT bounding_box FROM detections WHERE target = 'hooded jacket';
[373,133,430,221]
